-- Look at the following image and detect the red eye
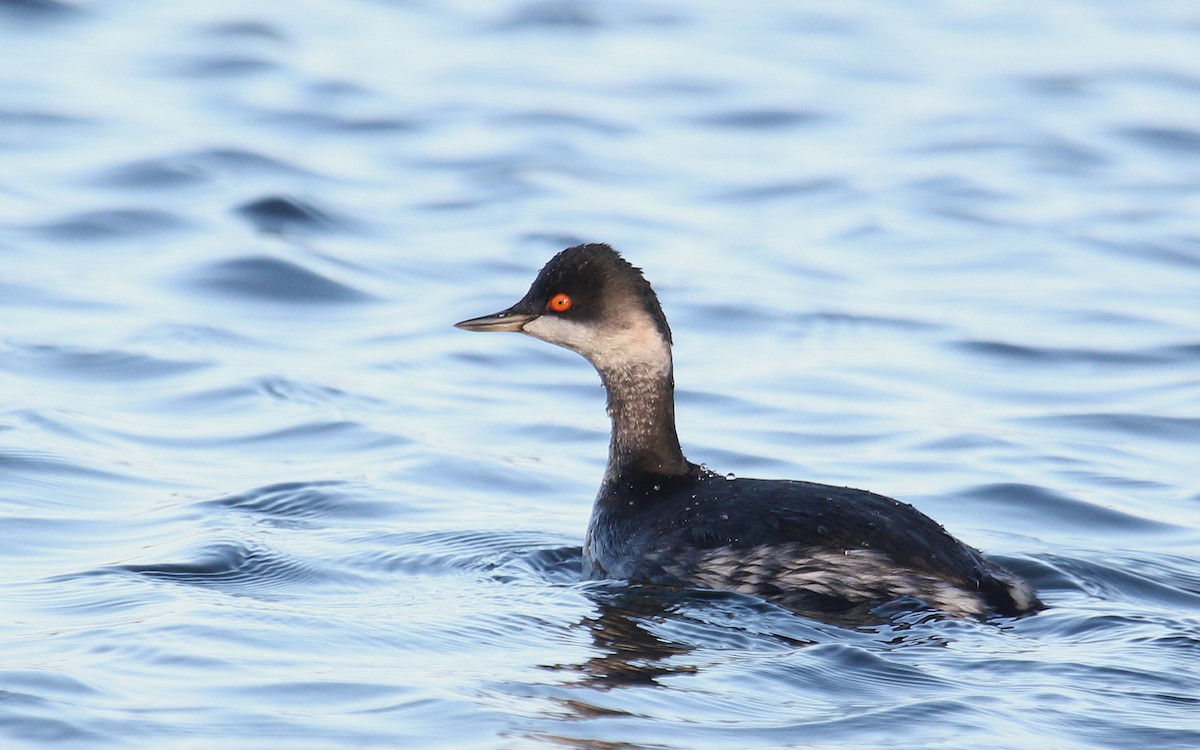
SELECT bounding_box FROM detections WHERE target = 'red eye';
[548,293,572,312]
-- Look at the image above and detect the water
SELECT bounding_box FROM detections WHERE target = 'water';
[2,0,1198,747]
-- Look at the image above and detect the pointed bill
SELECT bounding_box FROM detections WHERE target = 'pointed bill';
[453,308,539,332]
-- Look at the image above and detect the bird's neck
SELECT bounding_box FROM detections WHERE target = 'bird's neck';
[599,359,690,481]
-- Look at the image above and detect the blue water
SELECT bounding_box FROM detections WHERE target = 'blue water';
[3,1,1199,747]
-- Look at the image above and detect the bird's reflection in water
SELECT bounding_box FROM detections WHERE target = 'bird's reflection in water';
[503,548,970,748]
[521,583,983,750]
[541,575,964,690]
[519,586,826,749]
[546,584,835,690]
[560,587,700,688]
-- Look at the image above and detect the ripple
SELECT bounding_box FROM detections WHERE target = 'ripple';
[234,195,357,235]
[250,108,420,135]
[0,710,104,746]
[199,19,288,42]
[800,310,938,331]
[0,107,90,130]
[1021,74,1094,98]
[170,54,278,78]
[489,544,584,585]
[214,147,318,174]
[777,642,952,698]
[493,110,631,135]
[1120,70,1200,96]
[906,174,1009,202]
[713,178,854,203]
[693,108,825,129]
[347,529,581,583]
[185,255,376,304]
[0,446,159,488]
[203,481,396,522]
[231,680,414,712]
[162,374,372,415]
[955,483,1179,536]
[91,147,319,190]
[623,77,726,97]
[90,156,208,189]
[1086,236,1200,271]
[490,0,690,30]
[1116,126,1200,157]
[495,1,597,28]
[148,375,380,418]
[0,670,98,699]
[954,340,1188,367]
[0,280,109,309]
[0,0,84,22]
[114,540,369,597]
[102,419,407,453]
[1041,553,1200,612]
[1024,413,1200,443]
[0,342,209,381]
[28,208,189,241]
[1028,135,1110,174]
[128,322,272,350]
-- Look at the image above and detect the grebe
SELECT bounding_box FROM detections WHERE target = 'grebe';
[455,243,1039,618]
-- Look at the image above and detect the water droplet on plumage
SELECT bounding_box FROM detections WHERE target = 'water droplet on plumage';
[725,472,735,481]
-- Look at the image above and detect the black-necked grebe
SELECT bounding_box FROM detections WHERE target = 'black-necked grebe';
[455,243,1040,618]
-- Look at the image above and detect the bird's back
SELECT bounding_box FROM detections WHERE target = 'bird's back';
[585,469,1040,618]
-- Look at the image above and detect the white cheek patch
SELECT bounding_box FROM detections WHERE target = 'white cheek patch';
[522,315,595,353]
[523,312,672,376]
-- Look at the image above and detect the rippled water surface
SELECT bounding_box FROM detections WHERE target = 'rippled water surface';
[3,1,1199,748]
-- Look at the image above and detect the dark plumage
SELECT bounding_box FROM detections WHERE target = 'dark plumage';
[456,243,1040,619]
